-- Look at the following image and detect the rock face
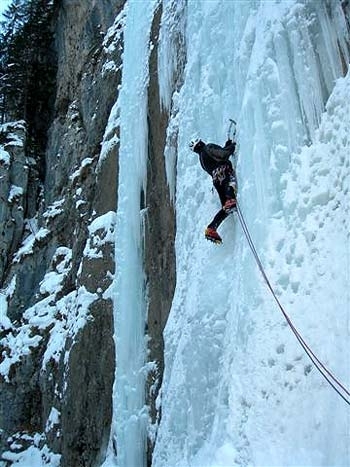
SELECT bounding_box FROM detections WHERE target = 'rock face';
[144,6,180,463]
[0,1,176,465]
[0,122,28,285]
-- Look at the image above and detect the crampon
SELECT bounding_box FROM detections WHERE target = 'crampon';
[205,227,222,244]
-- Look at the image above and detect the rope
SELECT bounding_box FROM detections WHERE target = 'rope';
[235,200,350,406]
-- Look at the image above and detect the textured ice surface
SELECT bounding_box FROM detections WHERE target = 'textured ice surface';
[153,1,349,466]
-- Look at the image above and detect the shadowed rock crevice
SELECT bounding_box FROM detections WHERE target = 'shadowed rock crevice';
[144,5,177,465]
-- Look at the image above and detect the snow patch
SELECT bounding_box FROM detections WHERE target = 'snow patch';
[45,407,60,432]
[43,199,65,219]
[0,243,98,381]
[0,148,10,165]
[1,432,60,467]
[0,284,98,381]
[69,157,94,182]
[39,247,72,296]
[83,211,116,260]
[0,292,12,331]
[13,229,50,263]
[8,185,23,203]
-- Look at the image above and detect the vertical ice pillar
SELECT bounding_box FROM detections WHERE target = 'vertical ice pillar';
[112,1,158,466]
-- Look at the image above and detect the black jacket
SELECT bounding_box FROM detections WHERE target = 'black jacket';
[194,140,236,175]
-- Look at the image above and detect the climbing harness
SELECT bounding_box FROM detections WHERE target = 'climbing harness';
[212,165,228,184]
[236,200,350,406]
[212,163,235,186]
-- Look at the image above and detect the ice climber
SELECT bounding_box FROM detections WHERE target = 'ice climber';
[190,137,237,244]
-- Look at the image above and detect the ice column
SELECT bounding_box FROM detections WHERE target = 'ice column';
[111,1,158,466]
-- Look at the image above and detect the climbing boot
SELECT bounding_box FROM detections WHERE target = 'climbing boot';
[205,227,222,244]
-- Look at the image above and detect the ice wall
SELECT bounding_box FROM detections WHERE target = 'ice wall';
[153,1,349,466]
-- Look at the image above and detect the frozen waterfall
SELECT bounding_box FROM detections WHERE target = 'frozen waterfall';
[106,1,349,466]
[153,1,350,467]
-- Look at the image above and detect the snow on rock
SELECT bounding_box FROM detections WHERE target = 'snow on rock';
[42,199,65,220]
[101,7,125,77]
[0,284,99,381]
[45,407,61,432]
[0,291,13,331]
[83,211,116,260]
[0,241,99,381]
[0,148,10,165]
[69,157,94,182]
[98,98,120,170]
[0,328,43,381]
[41,286,98,369]
[0,120,26,149]
[1,432,61,467]
[97,9,125,168]
[8,185,23,203]
[13,229,50,263]
[39,247,72,296]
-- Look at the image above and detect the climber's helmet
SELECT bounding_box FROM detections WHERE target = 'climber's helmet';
[189,138,201,151]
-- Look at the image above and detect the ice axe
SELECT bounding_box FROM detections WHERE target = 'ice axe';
[227,118,237,140]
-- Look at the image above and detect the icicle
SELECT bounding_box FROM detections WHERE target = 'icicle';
[111,1,159,467]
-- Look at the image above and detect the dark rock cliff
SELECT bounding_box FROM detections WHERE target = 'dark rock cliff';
[145,5,175,464]
[0,1,177,465]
